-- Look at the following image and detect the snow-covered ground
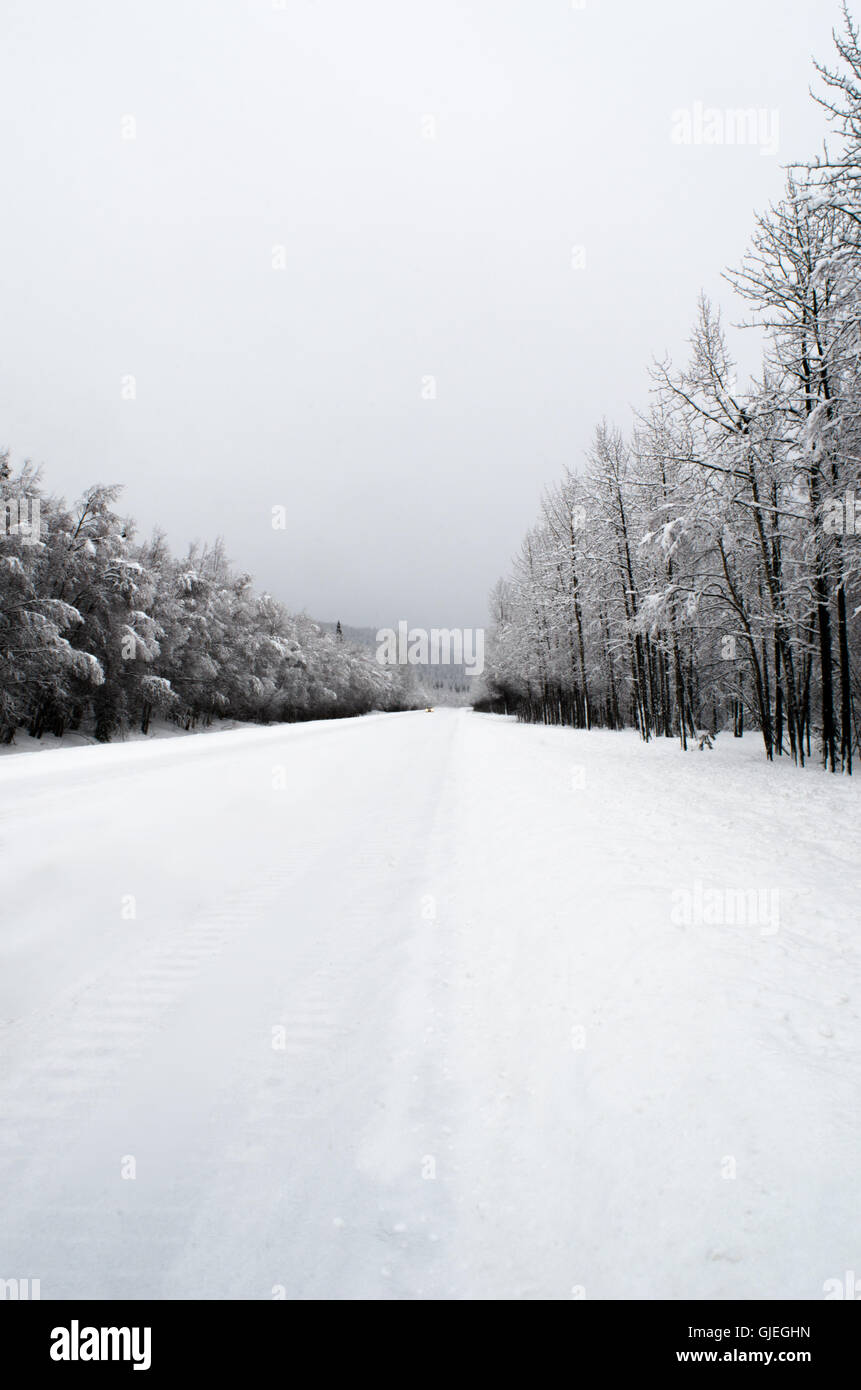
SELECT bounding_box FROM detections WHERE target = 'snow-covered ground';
[0,716,261,759]
[1,708,858,1299]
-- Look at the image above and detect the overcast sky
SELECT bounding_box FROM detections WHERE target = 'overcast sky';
[0,0,845,631]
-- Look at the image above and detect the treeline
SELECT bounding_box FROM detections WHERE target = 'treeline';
[481,9,861,772]
[0,458,419,744]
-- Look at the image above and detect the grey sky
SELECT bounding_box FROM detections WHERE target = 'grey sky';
[0,0,844,631]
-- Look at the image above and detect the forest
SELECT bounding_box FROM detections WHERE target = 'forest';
[0,458,420,744]
[481,9,861,772]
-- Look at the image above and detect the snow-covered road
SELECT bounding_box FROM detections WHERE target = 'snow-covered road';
[1,709,859,1299]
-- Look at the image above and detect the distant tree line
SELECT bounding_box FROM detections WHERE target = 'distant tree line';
[0,460,419,745]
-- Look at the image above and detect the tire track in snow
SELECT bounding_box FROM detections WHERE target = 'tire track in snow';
[0,863,304,1292]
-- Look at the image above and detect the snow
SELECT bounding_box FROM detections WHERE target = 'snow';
[0,708,858,1299]
[0,717,259,759]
